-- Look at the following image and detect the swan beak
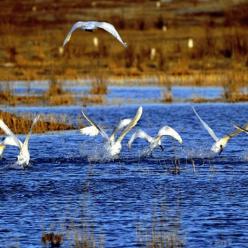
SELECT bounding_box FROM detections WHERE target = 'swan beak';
[159,145,164,151]
[218,146,224,155]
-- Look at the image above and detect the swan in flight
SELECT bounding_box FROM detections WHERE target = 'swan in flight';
[192,107,245,154]
[0,115,40,166]
[63,21,127,48]
[128,126,183,156]
[81,106,143,157]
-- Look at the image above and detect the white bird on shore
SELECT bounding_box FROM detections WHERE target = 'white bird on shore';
[81,106,143,157]
[0,115,40,167]
[63,21,128,48]
[128,126,183,156]
[192,107,245,154]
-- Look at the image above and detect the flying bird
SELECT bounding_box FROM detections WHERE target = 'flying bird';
[128,126,183,156]
[63,21,128,48]
[0,115,40,166]
[192,107,246,154]
[81,106,143,158]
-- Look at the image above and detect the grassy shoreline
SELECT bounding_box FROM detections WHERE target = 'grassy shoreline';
[0,1,248,85]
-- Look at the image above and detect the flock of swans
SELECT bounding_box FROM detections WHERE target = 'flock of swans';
[0,20,247,167]
[0,106,247,167]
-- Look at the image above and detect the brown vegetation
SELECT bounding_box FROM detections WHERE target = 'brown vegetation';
[0,0,247,81]
[42,232,63,247]
[0,110,76,134]
[0,0,247,104]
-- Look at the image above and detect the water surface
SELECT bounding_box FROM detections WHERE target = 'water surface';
[0,103,248,247]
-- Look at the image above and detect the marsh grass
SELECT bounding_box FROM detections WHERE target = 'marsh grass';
[137,209,184,248]
[223,72,248,102]
[89,78,108,95]
[0,0,248,104]
[145,232,184,248]
[74,225,104,248]
[41,232,63,247]
[81,95,105,105]
[0,111,75,134]
[45,76,75,105]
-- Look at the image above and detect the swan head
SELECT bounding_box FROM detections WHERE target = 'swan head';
[211,136,230,154]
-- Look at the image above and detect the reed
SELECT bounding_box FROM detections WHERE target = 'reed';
[145,232,184,248]
[45,76,75,105]
[137,215,184,248]
[0,111,75,134]
[81,95,105,105]
[41,232,63,247]
[89,78,108,95]
[0,0,248,90]
[223,72,248,102]
[74,233,104,248]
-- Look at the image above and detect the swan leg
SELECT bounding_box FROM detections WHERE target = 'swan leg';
[159,145,164,151]
[218,145,224,155]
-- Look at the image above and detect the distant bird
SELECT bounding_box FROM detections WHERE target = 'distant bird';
[63,21,128,48]
[0,115,40,166]
[81,106,143,157]
[192,107,245,154]
[128,126,183,156]
[188,38,194,49]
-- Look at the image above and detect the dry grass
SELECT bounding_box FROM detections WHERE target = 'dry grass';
[0,111,75,134]
[145,232,184,248]
[81,95,105,105]
[0,0,247,106]
[41,232,63,247]
[89,78,108,95]
[223,72,248,102]
[74,233,104,248]
[137,222,184,248]
[0,0,247,83]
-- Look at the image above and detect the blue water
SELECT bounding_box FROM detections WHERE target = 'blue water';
[0,103,248,247]
[5,81,224,104]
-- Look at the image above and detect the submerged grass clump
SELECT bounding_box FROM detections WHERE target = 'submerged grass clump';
[137,223,184,248]
[42,232,63,247]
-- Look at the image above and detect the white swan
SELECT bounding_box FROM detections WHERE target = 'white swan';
[128,126,183,156]
[63,21,127,48]
[0,115,40,166]
[81,106,143,157]
[192,107,244,154]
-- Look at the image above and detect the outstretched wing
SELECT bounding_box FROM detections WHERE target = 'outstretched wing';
[23,115,40,148]
[63,21,127,48]
[0,119,22,148]
[233,124,248,135]
[157,126,183,144]
[80,126,99,136]
[110,118,132,142]
[81,111,109,141]
[3,136,21,147]
[192,107,219,142]
[128,129,153,149]
[63,21,88,47]
[117,106,143,143]
[97,22,128,47]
